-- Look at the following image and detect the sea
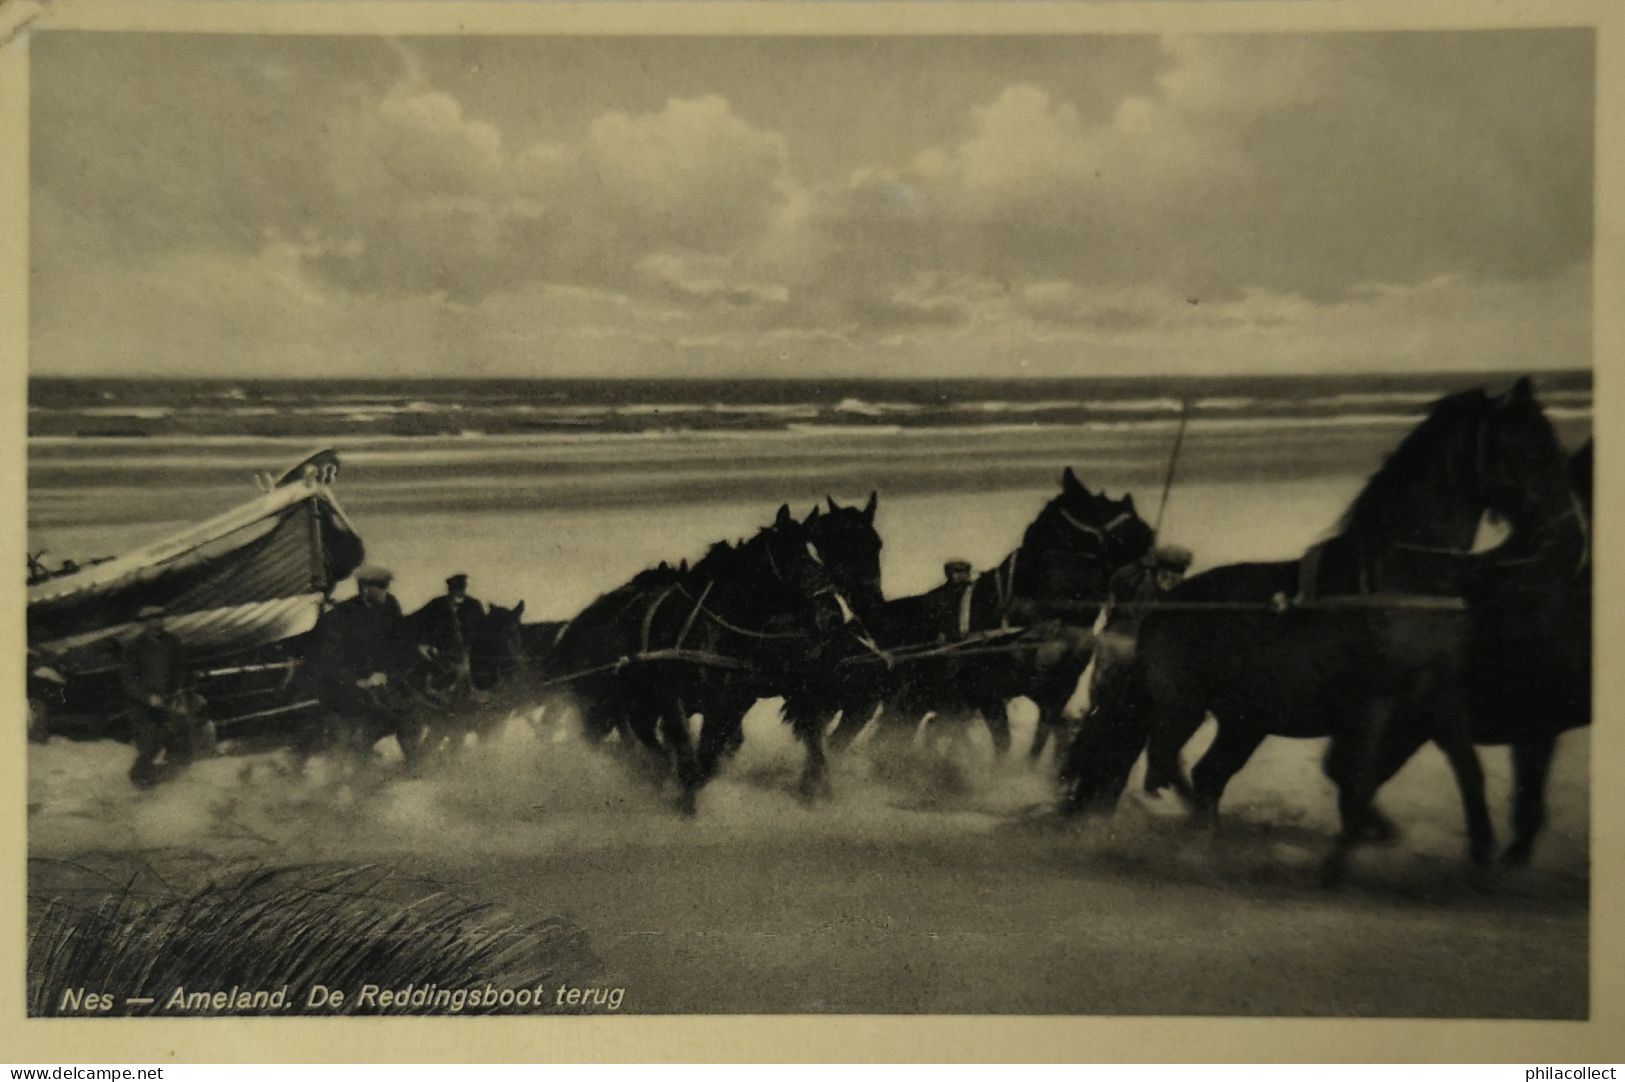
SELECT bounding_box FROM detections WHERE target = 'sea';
[27,370,1594,609]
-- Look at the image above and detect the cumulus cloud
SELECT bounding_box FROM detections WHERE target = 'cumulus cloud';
[586,96,794,251]
[635,251,789,308]
[794,33,1590,313]
[285,77,801,305]
[29,31,1593,377]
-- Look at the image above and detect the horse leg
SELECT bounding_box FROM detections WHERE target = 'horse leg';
[1320,699,1432,885]
[827,694,875,752]
[659,698,702,817]
[1027,708,1054,762]
[1188,723,1265,830]
[794,715,833,802]
[1058,672,1153,816]
[696,704,743,782]
[1029,652,1086,764]
[978,697,1012,758]
[1142,700,1203,803]
[1503,734,1557,867]
[1435,728,1496,870]
[870,699,919,755]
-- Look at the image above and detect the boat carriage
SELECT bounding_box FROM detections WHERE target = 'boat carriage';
[26,449,365,744]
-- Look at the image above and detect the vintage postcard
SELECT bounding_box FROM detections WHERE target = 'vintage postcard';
[3,0,1622,1063]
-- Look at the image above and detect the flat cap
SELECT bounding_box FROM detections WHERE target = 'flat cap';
[944,559,973,572]
[1152,544,1193,570]
[445,573,469,589]
[355,564,394,586]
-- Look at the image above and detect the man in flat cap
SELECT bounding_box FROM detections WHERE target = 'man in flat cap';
[931,558,979,641]
[303,564,417,767]
[1104,544,1193,630]
[120,604,196,788]
[407,573,488,700]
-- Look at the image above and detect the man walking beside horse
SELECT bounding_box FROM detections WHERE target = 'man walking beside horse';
[408,573,488,704]
[301,564,425,771]
[121,605,204,788]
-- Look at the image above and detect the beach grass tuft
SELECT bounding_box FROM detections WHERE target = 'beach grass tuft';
[27,861,596,1016]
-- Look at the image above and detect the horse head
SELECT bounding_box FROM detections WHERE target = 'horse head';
[469,600,528,689]
[807,491,885,619]
[726,504,861,644]
[1015,467,1155,601]
[1324,377,1581,592]
[1475,377,1577,533]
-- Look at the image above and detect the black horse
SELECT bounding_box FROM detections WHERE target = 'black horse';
[1059,378,1577,882]
[802,467,1153,758]
[1456,438,1591,865]
[397,600,532,759]
[547,503,873,814]
[688,492,891,784]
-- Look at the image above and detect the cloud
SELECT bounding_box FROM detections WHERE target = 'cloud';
[796,33,1590,314]
[294,83,802,306]
[635,251,789,308]
[585,95,795,251]
[29,31,1593,377]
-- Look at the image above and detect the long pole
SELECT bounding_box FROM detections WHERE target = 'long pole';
[1152,397,1192,540]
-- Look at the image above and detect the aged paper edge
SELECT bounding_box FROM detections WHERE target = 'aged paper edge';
[1,0,1621,1063]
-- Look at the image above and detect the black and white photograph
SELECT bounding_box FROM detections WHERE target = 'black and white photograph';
[8,0,1611,1050]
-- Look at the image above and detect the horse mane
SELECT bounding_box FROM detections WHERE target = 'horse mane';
[1570,439,1593,512]
[1331,388,1487,544]
[1020,497,1065,552]
[628,562,685,588]
[691,538,744,580]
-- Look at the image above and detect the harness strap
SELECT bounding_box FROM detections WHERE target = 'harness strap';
[1057,506,1108,547]
[675,581,714,650]
[640,586,677,655]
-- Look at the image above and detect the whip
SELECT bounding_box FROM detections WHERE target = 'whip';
[1152,397,1192,540]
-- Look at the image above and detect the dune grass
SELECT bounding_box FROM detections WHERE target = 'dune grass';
[27,862,597,1016]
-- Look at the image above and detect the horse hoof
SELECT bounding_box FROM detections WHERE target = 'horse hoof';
[677,791,698,818]
[1499,843,1534,869]
[1356,815,1401,846]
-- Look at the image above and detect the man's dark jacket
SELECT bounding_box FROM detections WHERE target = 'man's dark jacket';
[119,628,188,704]
[304,594,408,696]
[408,594,487,659]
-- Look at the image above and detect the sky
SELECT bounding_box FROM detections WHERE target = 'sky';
[29,30,1594,379]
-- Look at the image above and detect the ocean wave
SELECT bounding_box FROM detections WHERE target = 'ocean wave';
[833,398,924,417]
[948,400,1081,414]
[787,422,908,436]
[76,406,175,420]
[30,402,1591,468]
[1306,391,1449,409]
[306,400,462,416]
[710,403,824,417]
[1544,405,1594,421]
[1192,396,1259,410]
[1087,397,1187,413]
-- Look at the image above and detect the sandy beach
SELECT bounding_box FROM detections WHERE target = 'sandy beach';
[26,434,1591,1017]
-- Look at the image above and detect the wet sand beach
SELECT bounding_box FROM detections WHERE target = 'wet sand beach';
[26,416,1591,1016]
